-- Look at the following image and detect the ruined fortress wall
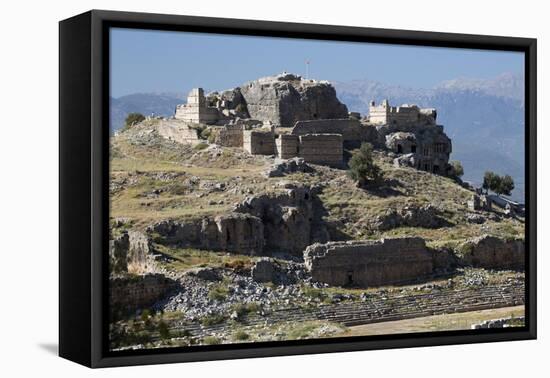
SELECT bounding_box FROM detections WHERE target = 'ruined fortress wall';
[298,134,343,166]
[216,124,244,147]
[174,88,220,124]
[243,130,276,155]
[175,105,219,124]
[156,120,201,145]
[369,104,420,125]
[459,236,525,270]
[304,238,433,287]
[110,274,176,314]
[291,119,359,140]
[275,134,300,159]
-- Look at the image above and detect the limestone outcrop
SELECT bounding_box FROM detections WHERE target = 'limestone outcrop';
[148,213,264,255]
[264,157,314,177]
[369,205,450,231]
[239,73,348,127]
[233,184,320,256]
[109,230,156,275]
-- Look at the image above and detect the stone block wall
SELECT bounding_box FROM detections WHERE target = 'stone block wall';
[243,130,276,155]
[368,100,436,126]
[304,237,434,287]
[298,134,343,166]
[156,120,201,146]
[291,118,378,148]
[216,124,244,147]
[458,235,525,270]
[174,88,220,124]
[275,134,299,159]
[110,273,176,314]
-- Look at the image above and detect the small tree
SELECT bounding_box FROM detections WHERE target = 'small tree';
[496,174,515,196]
[449,160,464,178]
[124,112,145,129]
[348,142,382,187]
[482,171,515,196]
[482,171,499,194]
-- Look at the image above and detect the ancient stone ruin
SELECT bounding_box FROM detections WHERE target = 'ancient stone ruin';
[150,73,454,177]
[239,72,349,127]
[304,238,434,287]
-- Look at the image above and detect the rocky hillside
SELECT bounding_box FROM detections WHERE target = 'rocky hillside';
[109,121,525,349]
[111,120,523,248]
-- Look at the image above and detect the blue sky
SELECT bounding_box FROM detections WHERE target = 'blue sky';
[110,28,524,98]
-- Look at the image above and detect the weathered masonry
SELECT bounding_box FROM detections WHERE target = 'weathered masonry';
[275,133,343,166]
[243,130,276,155]
[368,99,437,126]
[156,119,201,145]
[291,118,377,148]
[175,88,220,124]
[215,123,244,147]
[304,238,434,287]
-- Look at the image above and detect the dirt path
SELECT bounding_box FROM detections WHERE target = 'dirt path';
[344,305,525,336]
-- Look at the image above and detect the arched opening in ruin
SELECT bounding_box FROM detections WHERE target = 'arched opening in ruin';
[424,163,429,171]
[304,193,309,200]
[397,144,403,153]
[433,165,440,174]
[312,113,318,118]
[411,145,416,153]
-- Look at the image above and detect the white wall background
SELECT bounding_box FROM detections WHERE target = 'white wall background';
[0,0,546,375]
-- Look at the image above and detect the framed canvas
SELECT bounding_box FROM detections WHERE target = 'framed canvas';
[59,10,537,368]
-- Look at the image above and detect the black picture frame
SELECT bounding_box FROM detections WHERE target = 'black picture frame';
[59,9,537,368]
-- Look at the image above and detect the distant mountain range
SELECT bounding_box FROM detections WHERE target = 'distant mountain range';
[110,73,525,201]
[333,73,525,201]
[110,92,186,133]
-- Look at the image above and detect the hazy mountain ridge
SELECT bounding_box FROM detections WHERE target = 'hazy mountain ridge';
[110,92,186,133]
[334,74,525,201]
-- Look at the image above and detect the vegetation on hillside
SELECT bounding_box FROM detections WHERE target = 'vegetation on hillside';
[347,142,382,186]
[483,171,515,196]
[123,112,145,131]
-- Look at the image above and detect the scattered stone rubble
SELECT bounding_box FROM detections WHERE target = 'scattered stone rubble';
[471,316,525,329]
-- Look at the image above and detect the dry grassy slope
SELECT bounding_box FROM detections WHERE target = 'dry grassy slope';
[110,121,524,245]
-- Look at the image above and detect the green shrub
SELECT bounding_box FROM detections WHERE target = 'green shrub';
[233,330,250,341]
[208,283,229,301]
[203,336,221,345]
[231,302,262,318]
[193,142,209,150]
[348,143,381,186]
[123,112,145,130]
[158,321,170,340]
[482,171,515,196]
[449,160,464,178]
[199,128,212,140]
[200,313,227,326]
